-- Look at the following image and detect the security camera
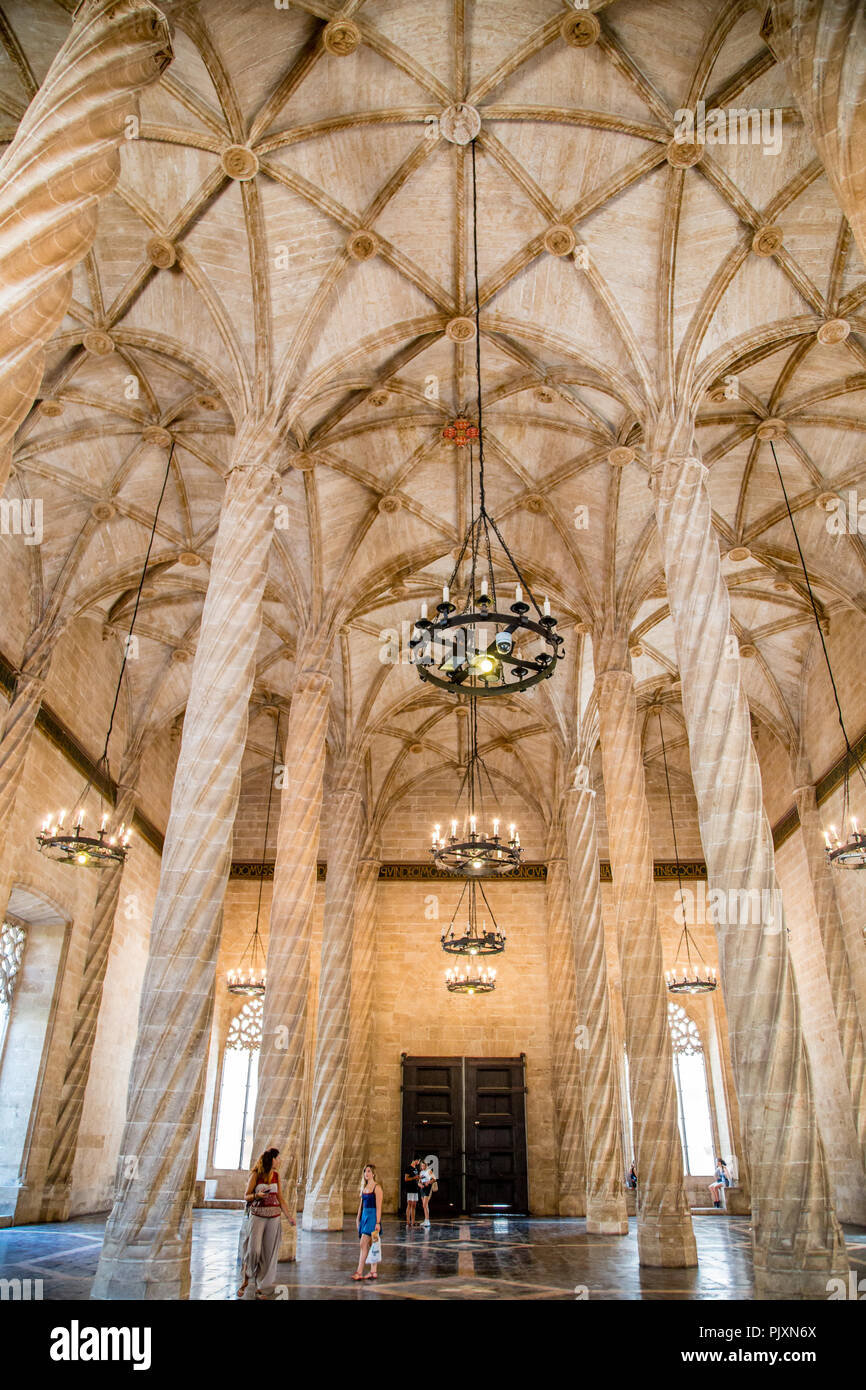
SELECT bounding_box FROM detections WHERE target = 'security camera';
[494,630,513,656]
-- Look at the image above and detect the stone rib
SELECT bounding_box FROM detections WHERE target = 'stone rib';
[597,665,696,1267]
[252,663,331,1258]
[653,449,847,1296]
[565,784,629,1234]
[304,775,363,1230]
[545,837,587,1216]
[92,430,279,1300]
[0,0,172,458]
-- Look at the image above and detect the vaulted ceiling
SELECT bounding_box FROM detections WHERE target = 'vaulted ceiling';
[3,0,865,833]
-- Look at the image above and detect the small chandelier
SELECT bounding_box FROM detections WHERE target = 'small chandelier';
[37,445,175,869]
[431,706,521,878]
[409,141,564,697]
[441,879,505,957]
[37,809,131,869]
[768,441,866,869]
[655,708,718,996]
[445,961,497,995]
[227,706,282,996]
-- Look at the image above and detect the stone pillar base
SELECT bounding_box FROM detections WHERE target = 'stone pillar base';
[726,1189,751,1217]
[558,1195,587,1217]
[278,1223,297,1261]
[302,1192,344,1231]
[91,1251,190,1301]
[637,1215,698,1268]
[586,1196,629,1235]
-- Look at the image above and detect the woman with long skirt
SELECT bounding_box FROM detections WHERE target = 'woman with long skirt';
[240,1147,295,1299]
[352,1164,383,1282]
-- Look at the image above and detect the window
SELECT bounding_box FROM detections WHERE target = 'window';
[0,921,26,1062]
[213,998,262,1170]
[667,1003,715,1175]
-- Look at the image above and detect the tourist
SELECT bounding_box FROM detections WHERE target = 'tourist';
[242,1147,295,1299]
[709,1158,731,1208]
[353,1164,383,1281]
[404,1157,421,1226]
[626,1161,637,1190]
[418,1158,435,1227]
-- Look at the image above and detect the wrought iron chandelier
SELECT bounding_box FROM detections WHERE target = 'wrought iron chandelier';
[445,961,497,995]
[430,705,521,877]
[655,709,718,995]
[410,141,564,697]
[441,879,505,958]
[768,440,866,869]
[227,708,281,996]
[37,445,175,869]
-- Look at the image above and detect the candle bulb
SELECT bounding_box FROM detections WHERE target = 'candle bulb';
[824,830,831,847]
[543,596,551,617]
[851,816,859,834]
[421,600,428,620]
[509,823,515,841]
[515,584,523,604]
[442,584,449,603]
[451,819,457,839]
[101,812,108,831]
[493,818,499,837]
[470,815,476,834]
[481,576,488,597]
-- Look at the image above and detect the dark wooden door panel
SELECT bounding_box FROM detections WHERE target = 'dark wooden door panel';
[401,1055,528,1216]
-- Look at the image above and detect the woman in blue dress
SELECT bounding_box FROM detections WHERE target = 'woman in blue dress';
[353,1163,383,1281]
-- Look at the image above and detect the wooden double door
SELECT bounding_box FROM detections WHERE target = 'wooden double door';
[399,1055,529,1217]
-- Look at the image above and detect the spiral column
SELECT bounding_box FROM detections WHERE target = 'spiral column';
[545,826,587,1216]
[0,632,55,843]
[770,1,866,263]
[597,653,696,1267]
[303,767,364,1230]
[0,0,172,461]
[252,654,332,1259]
[342,851,381,1210]
[91,419,281,1300]
[793,778,866,1165]
[42,763,141,1221]
[565,780,630,1234]
[651,441,847,1296]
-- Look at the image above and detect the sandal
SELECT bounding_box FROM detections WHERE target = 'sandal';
[363,1271,378,1280]
[236,1281,248,1297]
[351,1273,365,1280]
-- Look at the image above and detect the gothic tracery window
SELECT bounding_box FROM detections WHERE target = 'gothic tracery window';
[213,999,262,1171]
[667,1002,715,1175]
[0,921,26,1061]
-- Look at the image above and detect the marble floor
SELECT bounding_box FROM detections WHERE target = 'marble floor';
[2,1212,865,1300]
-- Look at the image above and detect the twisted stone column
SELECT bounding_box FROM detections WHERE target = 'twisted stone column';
[343,851,380,1210]
[0,631,55,845]
[565,780,629,1234]
[545,827,587,1217]
[92,421,281,1300]
[651,440,847,1297]
[770,1,866,263]
[597,653,697,1267]
[793,778,866,1164]
[303,767,363,1230]
[42,763,141,1221]
[252,655,331,1261]
[0,0,172,461]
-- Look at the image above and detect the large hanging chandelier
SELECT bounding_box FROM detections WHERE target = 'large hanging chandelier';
[227,708,281,996]
[441,879,505,958]
[768,441,866,869]
[37,445,175,869]
[430,706,521,877]
[655,709,718,995]
[409,141,564,697]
